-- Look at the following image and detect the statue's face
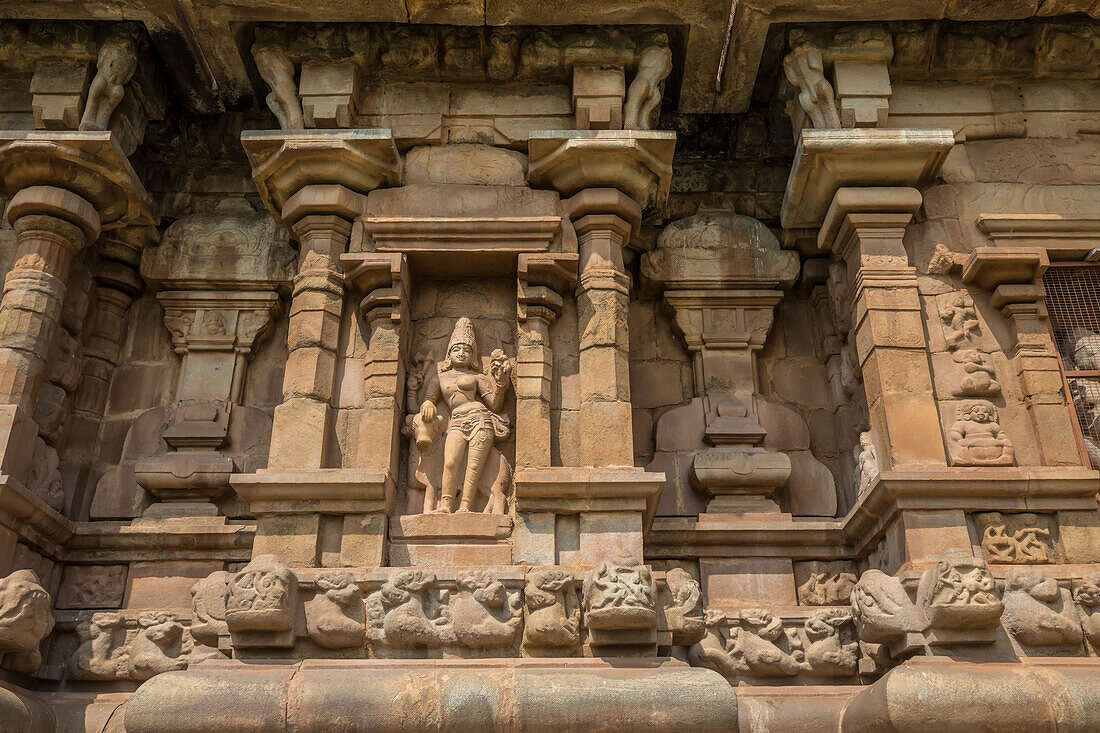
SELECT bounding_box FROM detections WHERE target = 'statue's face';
[970,405,992,423]
[449,342,473,368]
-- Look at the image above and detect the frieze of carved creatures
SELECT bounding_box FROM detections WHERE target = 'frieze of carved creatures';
[688,606,858,680]
[69,610,222,681]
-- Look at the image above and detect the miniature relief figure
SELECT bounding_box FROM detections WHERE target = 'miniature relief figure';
[409,317,514,515]
[782,45,841,129]
[1072,575,1100,651]
[129,612,190,680]
[689,610,745,678]
[952,349,1001,398]
[854,431,879,496]
[190,571,229,649]
[226,554,297,633]
[737,609,802,676]
[916,551,1004,630]
[522,570,580,651]
[664,568,705,645]
[70,613,128,679]
[623,37,673,130]
[367,570,453,649]
[977,513,1053,564]
[801,609,859,677]
[689,609,802,679]
[79,37,137,131]
[305,572,365,650]
[1002,571,1083,648]
[1071,328,1100,370]
[797,570,857,606]
[1069,378,1100,467]
[947,400,1014,466]
[939,291,981,350]
[252,41,304,130]
[583,554,657,630]
[451,571,523,649]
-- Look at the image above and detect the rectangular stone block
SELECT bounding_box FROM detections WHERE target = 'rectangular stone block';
[253,513,321,567]
[268,398,331,469]
[514,511,555,565]
[700,558,796,606]
[124,560,223,609]
[578,511,643,564]
[899,510,971,563]
[339,513,386,566]
[1058,510,1100,563]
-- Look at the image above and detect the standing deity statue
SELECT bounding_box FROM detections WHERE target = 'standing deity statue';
[408,317,514,514]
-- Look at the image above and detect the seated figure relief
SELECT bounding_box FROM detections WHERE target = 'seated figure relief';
[947,400,1015,466]
[406,317,514,515]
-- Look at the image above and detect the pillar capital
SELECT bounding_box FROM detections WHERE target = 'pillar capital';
[527,130,675,213]
[241,129,401,228]
[0,130,154,230]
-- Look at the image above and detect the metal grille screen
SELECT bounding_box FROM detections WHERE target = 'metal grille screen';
[1043,266,1100,467]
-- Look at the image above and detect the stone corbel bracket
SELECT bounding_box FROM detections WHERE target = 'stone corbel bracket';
[516,252,579,324]
[341,252,409,326]
[528,130,676,215]
[241,129,402,227]
[962,247,1050,357]
[779,127,955,253]
[0,130,155,230]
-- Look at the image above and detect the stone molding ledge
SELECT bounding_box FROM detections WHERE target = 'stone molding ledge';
[647,466,1100,560]
[123,657,738,733]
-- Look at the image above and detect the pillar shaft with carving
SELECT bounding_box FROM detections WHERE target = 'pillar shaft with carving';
[270,186,365,469]
[821,187,946,469]
[565,190,640,467]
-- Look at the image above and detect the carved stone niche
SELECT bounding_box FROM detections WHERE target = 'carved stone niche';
[132,199,293,518]
[641,211,837,518]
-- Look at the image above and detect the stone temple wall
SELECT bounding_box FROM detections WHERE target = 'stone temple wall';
[0,7,1096,733]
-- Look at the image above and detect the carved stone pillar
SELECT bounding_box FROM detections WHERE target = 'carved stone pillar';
[0,131,153,506]
[69,232,149,520]
[566,189,639,467]
[516,253,578,469]
[271,185,365,469]
[233,129,401,567]
[820,187,946,470]
[341,252,408,475]
[528,130,675,467]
